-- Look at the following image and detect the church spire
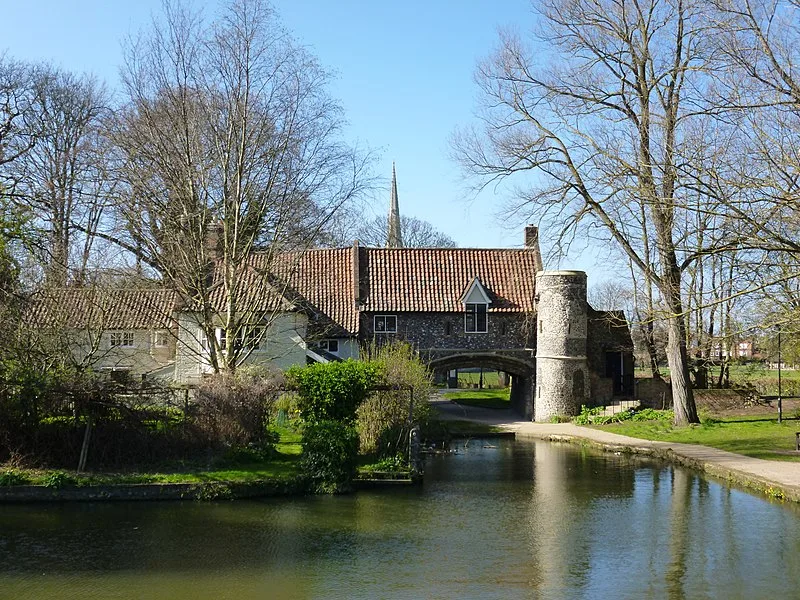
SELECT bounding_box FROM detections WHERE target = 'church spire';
[387,162,403,248]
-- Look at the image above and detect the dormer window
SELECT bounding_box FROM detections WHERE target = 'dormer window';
[465,303,488,333]
[461,276,492,334]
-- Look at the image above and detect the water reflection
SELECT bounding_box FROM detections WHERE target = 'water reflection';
[1,438,800,599]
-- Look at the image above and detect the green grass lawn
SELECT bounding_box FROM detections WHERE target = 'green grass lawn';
[444,388,511,409]
[596,415,800,461]
[455,371,505,388]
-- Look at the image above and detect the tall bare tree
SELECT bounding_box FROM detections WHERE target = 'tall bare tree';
[453,0,725,424]
[106,0,370,371]
[8,66,110,286]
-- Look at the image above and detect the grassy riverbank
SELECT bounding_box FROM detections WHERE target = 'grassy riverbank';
[0,427,304,489]
[595,414,800,462]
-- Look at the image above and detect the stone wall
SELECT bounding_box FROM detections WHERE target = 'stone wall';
[586,308,635,398]
[360,310,534,352]
[534,271,589,421]
[636,377,673,408]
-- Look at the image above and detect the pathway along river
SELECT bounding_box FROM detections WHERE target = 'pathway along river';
[2,438,800,599]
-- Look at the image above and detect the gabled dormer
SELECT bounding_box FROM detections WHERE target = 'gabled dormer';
[460,276,492,333]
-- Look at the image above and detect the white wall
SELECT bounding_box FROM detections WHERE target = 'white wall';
[174,312,309,384]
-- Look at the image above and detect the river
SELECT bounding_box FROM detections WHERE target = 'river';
[1,438,799,599]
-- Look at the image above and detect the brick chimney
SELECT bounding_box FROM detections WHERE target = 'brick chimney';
[524,225,544,272]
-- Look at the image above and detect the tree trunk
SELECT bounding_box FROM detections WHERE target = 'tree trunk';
[665,309,699,425]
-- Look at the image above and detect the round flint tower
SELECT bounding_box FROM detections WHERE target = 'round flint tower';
[534,270,589,421]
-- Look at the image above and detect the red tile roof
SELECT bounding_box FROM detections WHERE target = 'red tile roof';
[361,248,536,314]
[272,246,537,334]
[35,247,538,337]
[29,288,178,330]
[274,248,358,335]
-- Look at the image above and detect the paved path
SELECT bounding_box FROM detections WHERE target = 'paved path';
[431,395,800,502]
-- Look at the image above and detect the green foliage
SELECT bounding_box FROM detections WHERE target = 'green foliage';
[366,453,408,471]
[300,420,359,493]
[288,360,380,424]
[221,436,278,465]
[0,469,30,486]
[574,405,674,425]
[357,342,433,456]
[42,470,75,489]
[195,482,234,502]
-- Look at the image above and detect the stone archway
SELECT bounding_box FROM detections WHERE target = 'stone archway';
[427,353,536,420]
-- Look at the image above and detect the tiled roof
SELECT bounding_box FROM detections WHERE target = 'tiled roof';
[29,288,178,330]
[205,255,296,315]
[32,247,537,336]
[361,248,536,313]
[273,248,358,335]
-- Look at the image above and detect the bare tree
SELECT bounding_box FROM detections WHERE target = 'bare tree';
[106,0,370,372]
[8,66,111,286]
[453,0,722,424]
[353,214,456,248]
[0,55,35,174]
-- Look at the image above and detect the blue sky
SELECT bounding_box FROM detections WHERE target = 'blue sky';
[3,0,618,279]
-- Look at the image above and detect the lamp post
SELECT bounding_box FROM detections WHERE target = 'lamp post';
[777,324,783,424]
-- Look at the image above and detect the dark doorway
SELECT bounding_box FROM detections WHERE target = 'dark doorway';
[605,351,635,396]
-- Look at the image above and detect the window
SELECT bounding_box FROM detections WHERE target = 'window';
[154,330,169,348]
[246,327,264,350]
[216,328,227,350]
[317,339,339,353]
[465,303,488,333]
[110,331,134,347]
[374,315,397,333]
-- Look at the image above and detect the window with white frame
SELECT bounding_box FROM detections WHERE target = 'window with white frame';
[465,303,488,333]
[374,315,397,333]
[110,331,135,347]
[153,330,169,348]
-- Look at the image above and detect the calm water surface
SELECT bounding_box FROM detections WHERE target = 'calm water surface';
[1,438,799,599]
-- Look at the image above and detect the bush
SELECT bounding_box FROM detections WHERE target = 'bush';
[574,405,674,425]
[300,420,359,494]
[193,367,283,450]
[357,342,433,456]
[0,469,30,486]
[288,360,380,424]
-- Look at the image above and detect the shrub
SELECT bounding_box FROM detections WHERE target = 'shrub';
[288,360,380,424]
[42,470,75,489]
[193,367,283,449]
[0,469,30,486]
[574,405,674,425]
[357,342,433,456]
[300,420,359,494]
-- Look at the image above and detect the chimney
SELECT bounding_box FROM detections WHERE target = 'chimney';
[204,221,224,261]
[525,225,544,272]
